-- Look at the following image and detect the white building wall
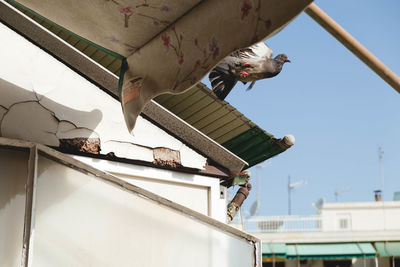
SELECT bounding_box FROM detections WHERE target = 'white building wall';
[320,202,400,231]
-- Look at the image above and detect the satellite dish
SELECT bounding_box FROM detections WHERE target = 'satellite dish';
[313,198,325,210]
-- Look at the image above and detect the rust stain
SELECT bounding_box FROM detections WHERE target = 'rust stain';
[153,147,181,168]
[59,138,100,154]
[122,78,142,105]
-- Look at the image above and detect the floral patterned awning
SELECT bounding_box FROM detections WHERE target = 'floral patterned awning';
[12,0,313,132]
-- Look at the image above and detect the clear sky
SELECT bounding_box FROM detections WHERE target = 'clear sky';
[203,0,400,216]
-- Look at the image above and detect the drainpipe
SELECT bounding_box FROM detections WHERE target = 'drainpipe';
[227,172,252,222]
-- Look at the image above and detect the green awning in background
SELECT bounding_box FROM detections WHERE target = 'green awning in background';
[375,242,400,257]
[286,243,376,260]
[262,243,287,258]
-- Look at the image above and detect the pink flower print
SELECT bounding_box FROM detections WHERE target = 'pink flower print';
[109,35,121,44]
[160,5,170,12]
[194,59,201,69]
[161,34,170,51]
[241,0,252,20]
[160,20,171,26]
[208,37,219,59]
[178,51,184,65]
[120,6,136,28]
[119,6,135,14]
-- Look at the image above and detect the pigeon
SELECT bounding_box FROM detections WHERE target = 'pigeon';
[209,42,290,100]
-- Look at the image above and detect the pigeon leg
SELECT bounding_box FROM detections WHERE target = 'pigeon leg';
[240,71,249,77]
[246,81,256,91]
[243,62,251,67]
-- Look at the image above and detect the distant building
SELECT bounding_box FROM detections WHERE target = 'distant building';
[235,199,400,267]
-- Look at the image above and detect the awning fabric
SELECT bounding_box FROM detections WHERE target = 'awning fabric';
[262,243,377,260]
[375,242,400,257]
[11,0,313,132]
[262,243,287,258]
[285,243,376,260]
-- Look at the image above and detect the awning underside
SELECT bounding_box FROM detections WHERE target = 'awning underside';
[263,243,377,260]
[375,242,400,257]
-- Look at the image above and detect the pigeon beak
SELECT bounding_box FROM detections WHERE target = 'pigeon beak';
[285,59,291,63]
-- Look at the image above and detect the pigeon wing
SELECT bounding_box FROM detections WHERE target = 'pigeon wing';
[209,57,238,100]
[232,42,273,61]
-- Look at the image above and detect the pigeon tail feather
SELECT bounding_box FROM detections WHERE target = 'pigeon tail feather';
[209,68,237,100]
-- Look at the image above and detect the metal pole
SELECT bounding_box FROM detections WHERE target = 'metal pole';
[288,175,291,215]
[378,146,385,199]
[305,3,400,94]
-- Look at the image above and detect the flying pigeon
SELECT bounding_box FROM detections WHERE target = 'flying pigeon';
[209,42,290,100]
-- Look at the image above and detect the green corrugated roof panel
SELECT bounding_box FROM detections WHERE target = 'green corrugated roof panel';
[375,242,400,257]
[286,243,376,260]
[221,127,284,168]
[154,84,288,169]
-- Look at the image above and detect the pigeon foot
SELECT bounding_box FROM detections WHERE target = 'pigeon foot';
[240,71,249,77]
[243,62,251,67]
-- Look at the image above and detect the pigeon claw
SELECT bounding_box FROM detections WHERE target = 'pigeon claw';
[240,71,249,78]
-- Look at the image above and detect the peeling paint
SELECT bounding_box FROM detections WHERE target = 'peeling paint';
[102,140,154,162]
[153,147,181,168]
[59,138,100,154]
[179,144,207,170]
[1,101,59,146]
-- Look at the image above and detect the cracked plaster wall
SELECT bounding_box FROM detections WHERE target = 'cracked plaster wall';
[0,22,206,170]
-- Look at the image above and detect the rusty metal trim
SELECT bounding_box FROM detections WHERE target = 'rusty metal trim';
[21,144,37,267]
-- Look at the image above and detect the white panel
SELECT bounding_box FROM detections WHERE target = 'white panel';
[74,156,227,222]
[117,174,209,215]
[32,155,254,267]
[0,148,28,267]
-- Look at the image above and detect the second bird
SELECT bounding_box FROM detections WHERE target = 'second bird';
[209,42,290,100]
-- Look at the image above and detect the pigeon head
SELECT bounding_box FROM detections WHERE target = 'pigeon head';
[274,54,291,64]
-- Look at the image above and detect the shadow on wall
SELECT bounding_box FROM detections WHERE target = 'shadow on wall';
[0,78,103,153]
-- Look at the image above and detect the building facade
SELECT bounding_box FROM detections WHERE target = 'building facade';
[236,200,400,267]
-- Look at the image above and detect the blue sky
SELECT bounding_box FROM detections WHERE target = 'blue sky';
[203,0,400,215]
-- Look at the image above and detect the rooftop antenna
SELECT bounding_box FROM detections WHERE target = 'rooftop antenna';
[334,188,351,202]
[378,146,384,200]
[288,175,307,215]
